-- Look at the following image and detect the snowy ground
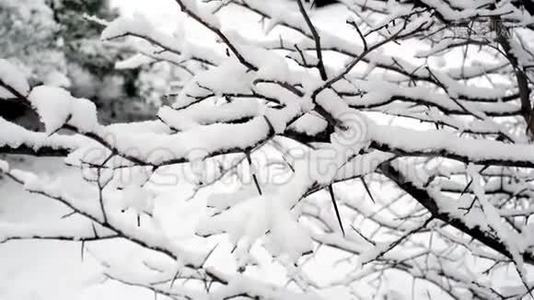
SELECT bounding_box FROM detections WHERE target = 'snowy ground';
[0,157,153,300]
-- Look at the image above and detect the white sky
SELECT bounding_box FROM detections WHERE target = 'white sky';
[110,0,190,32]
[111,0,176,18]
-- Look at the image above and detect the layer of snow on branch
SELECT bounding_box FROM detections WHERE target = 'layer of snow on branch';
[0,59,30,98]
[28,86,98,134]
[0,159,8,173]
[101,13,153,40]
[158,99,260,131]
[0,117,82,151]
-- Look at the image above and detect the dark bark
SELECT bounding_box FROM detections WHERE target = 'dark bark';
[379,162,534,265]
[305,0,339,8]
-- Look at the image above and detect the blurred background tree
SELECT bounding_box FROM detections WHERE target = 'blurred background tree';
[0,0,154,126]
[48,0,153,122]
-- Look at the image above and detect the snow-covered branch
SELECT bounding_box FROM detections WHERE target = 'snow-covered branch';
[1,0,534,298]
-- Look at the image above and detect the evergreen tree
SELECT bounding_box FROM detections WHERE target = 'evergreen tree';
[0,0,151,125]
[47,0,148,122]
